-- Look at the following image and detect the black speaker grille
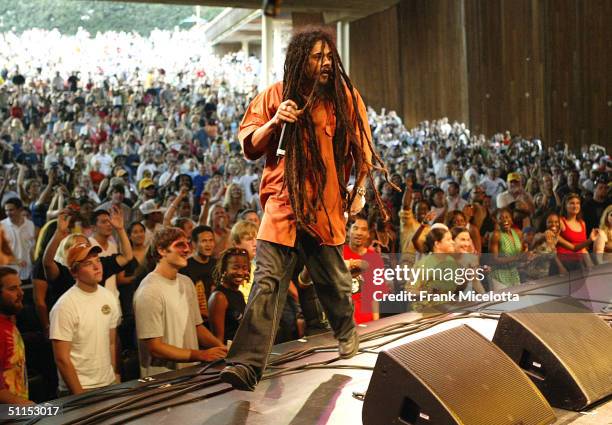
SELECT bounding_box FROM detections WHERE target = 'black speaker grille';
[385,325,556,425]
[505,310,612,405]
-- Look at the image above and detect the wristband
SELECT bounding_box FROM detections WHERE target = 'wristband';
[297,271,313,286]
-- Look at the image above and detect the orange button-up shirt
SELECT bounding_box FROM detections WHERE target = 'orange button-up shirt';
[238,82,372,247]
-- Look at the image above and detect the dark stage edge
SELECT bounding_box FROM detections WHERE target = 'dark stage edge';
[32,264,612,425]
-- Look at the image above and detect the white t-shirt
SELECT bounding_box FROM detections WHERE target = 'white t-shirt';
[90,153,113,176]
[136,162,158,181]
[446,196,468,212]
[159,170,178,187]
[496,191,516,209]
[133,272,202,378]
[142,222,162,247]
[234,174,258,203]
[89,237,119,298]
[52,75,64,91]
[49,285,121,391]
[1,218,35,280]
[480,176,507,198]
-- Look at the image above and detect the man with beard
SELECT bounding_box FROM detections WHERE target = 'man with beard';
[219,28,395,391]
[497,172,535,212]
[134,227,226,378]
[0,268,33,404]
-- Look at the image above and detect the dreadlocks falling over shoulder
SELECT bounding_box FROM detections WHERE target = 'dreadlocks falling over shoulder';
[279,27,400,237]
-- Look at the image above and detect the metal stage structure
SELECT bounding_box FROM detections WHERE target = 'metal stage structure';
[32,264,611,425]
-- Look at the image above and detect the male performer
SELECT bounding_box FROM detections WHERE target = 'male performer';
[220,28,393,391]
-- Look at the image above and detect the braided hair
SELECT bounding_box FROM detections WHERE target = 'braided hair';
[281,27,397,236]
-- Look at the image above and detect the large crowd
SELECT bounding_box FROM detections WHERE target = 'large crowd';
[0,28,610,404]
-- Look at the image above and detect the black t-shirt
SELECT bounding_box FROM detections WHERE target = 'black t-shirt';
[118,257,150,317]
[67,75,79,92]
[47,255,124,308]
[180,257,217,298]
[213,285,245,343]
[32,259,49,304]
[583,198,611,234]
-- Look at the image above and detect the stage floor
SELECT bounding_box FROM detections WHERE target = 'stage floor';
[34,265,611,425]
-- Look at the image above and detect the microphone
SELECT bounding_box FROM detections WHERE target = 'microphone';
[276,100,299,157]
[276,122,293,157]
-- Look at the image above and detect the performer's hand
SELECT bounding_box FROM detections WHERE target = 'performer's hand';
[349,190,366,215]
[273,100,302,126]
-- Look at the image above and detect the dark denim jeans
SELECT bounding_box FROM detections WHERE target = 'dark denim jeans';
[226,232,355,377]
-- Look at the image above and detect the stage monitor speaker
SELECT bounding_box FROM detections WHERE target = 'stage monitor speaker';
[362,325,555,425]
[493,298,612,411]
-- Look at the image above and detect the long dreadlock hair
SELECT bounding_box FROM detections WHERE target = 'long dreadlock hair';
[281,27,397,235]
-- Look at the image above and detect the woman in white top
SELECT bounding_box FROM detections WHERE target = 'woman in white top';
[594,205,612,265]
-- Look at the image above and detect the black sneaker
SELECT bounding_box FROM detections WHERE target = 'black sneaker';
[219,364,258,391]
[338,329,359,359]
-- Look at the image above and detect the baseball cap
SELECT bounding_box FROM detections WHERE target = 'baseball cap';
[67,244,102,269]
[139,199,166,215]
[138,178,155,191]
[507,172,521,183]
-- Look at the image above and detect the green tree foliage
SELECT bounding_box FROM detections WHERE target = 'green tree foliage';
[0,0,222,35]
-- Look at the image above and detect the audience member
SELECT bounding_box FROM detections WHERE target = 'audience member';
[49,244,120,395]
[133,227,226,378]
[0,26,609,401]
[1,198,35,282]
[179,225,217,321]
[0,267,33,404]
[208,248,249,344]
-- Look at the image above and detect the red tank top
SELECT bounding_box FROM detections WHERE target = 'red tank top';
[557,217,587,255]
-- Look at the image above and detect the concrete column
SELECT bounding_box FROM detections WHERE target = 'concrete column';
[336,20,350,74]
[273,23,284,82]
[241,39,250,56]
[260,13,274,89]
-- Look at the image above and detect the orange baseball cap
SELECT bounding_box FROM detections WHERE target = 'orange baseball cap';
[66,244,102,269]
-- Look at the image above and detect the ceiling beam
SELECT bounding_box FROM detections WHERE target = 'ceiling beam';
[102,0,399,16]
